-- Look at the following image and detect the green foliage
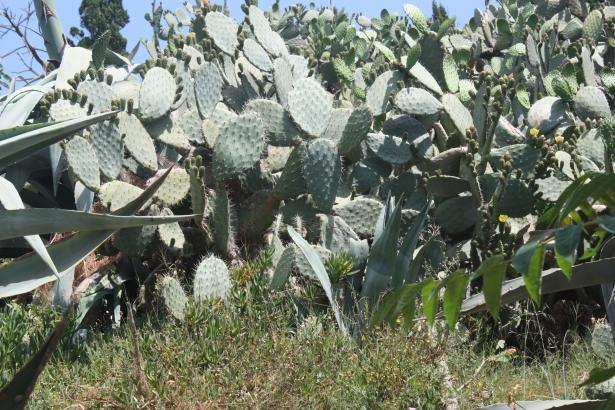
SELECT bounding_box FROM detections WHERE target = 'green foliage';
[70,0,130,53]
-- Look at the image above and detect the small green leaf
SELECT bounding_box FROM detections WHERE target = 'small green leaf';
[405,43,421,71]
[473,255,508,319]
[443,270,469,329]
[579,365,615,387]
[288,226,348,335]
[554,224,582,279]
[0,307,71,408]
[597,215,615,233]
[512,241,545,304]
[374,41,396,63]
[92,31,111,69]
[421,278,440,325]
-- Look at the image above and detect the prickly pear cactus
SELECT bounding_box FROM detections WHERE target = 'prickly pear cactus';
[13,0,615,321]
[193,255,231,302]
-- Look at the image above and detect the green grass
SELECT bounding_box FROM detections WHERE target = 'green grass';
[1,271,608,409]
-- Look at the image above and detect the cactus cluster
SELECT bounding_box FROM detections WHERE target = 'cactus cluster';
[7,0,615,331]
[159,255,231,320]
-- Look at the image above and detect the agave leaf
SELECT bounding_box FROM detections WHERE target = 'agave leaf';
[460,257,615,317]
[580,365,615,387]
[0,307,70,409]
[0,85,53,129]
[0,166,178,298]
[0,111,117,169]
[393,200,431,288]
[287,226,348,336]
[0,176,59,278]
[0,122,56,142]
[0,209,199,240]
[476,400,605,410]
[361,197,404,303]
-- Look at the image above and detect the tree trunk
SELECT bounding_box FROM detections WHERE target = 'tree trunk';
[33,0,66,63]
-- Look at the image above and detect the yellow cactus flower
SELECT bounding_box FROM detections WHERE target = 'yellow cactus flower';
[498,214,509,223]
[529,128,539,138]
[554,135,565,144]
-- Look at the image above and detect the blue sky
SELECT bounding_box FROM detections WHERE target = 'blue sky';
[0,0,484,83]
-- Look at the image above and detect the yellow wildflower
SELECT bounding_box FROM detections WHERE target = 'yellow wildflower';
[498,214,509,223]
[529,128,539,138]
[395,318,401,326]
[554,135,565,144]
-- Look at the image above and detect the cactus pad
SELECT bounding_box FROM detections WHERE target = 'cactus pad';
[442,93,474,137]
[179,109,205,144]
[270,246,295,289]
[243,38,273,72]
[528,97,567,133]
[194,62,223,119]
[50,99,87,122]
[118,112,158,172]
[194,255,231,302]
[366,70,404,116]
[160,276,187,320]
[89,120,124,180]
[435,196,476,234]
[276,143,308,200]
[205,11,239,55]
[64,136,100,191]
[304,138,342,212]
[273,57,293,107]
[99,180,145,211]
[366,133,412,165]
[212,112,266,180]
[394,87,443,115]
[152,168,190,206]
[158,207,186,251]
[574,86,610,120]
[333,197,383,238]
[337,106,373,155]
[210,188,236,257]
[287,78,333,137]
[245,99,301,146]
[77,80,114,113]
[139,67,177,122]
